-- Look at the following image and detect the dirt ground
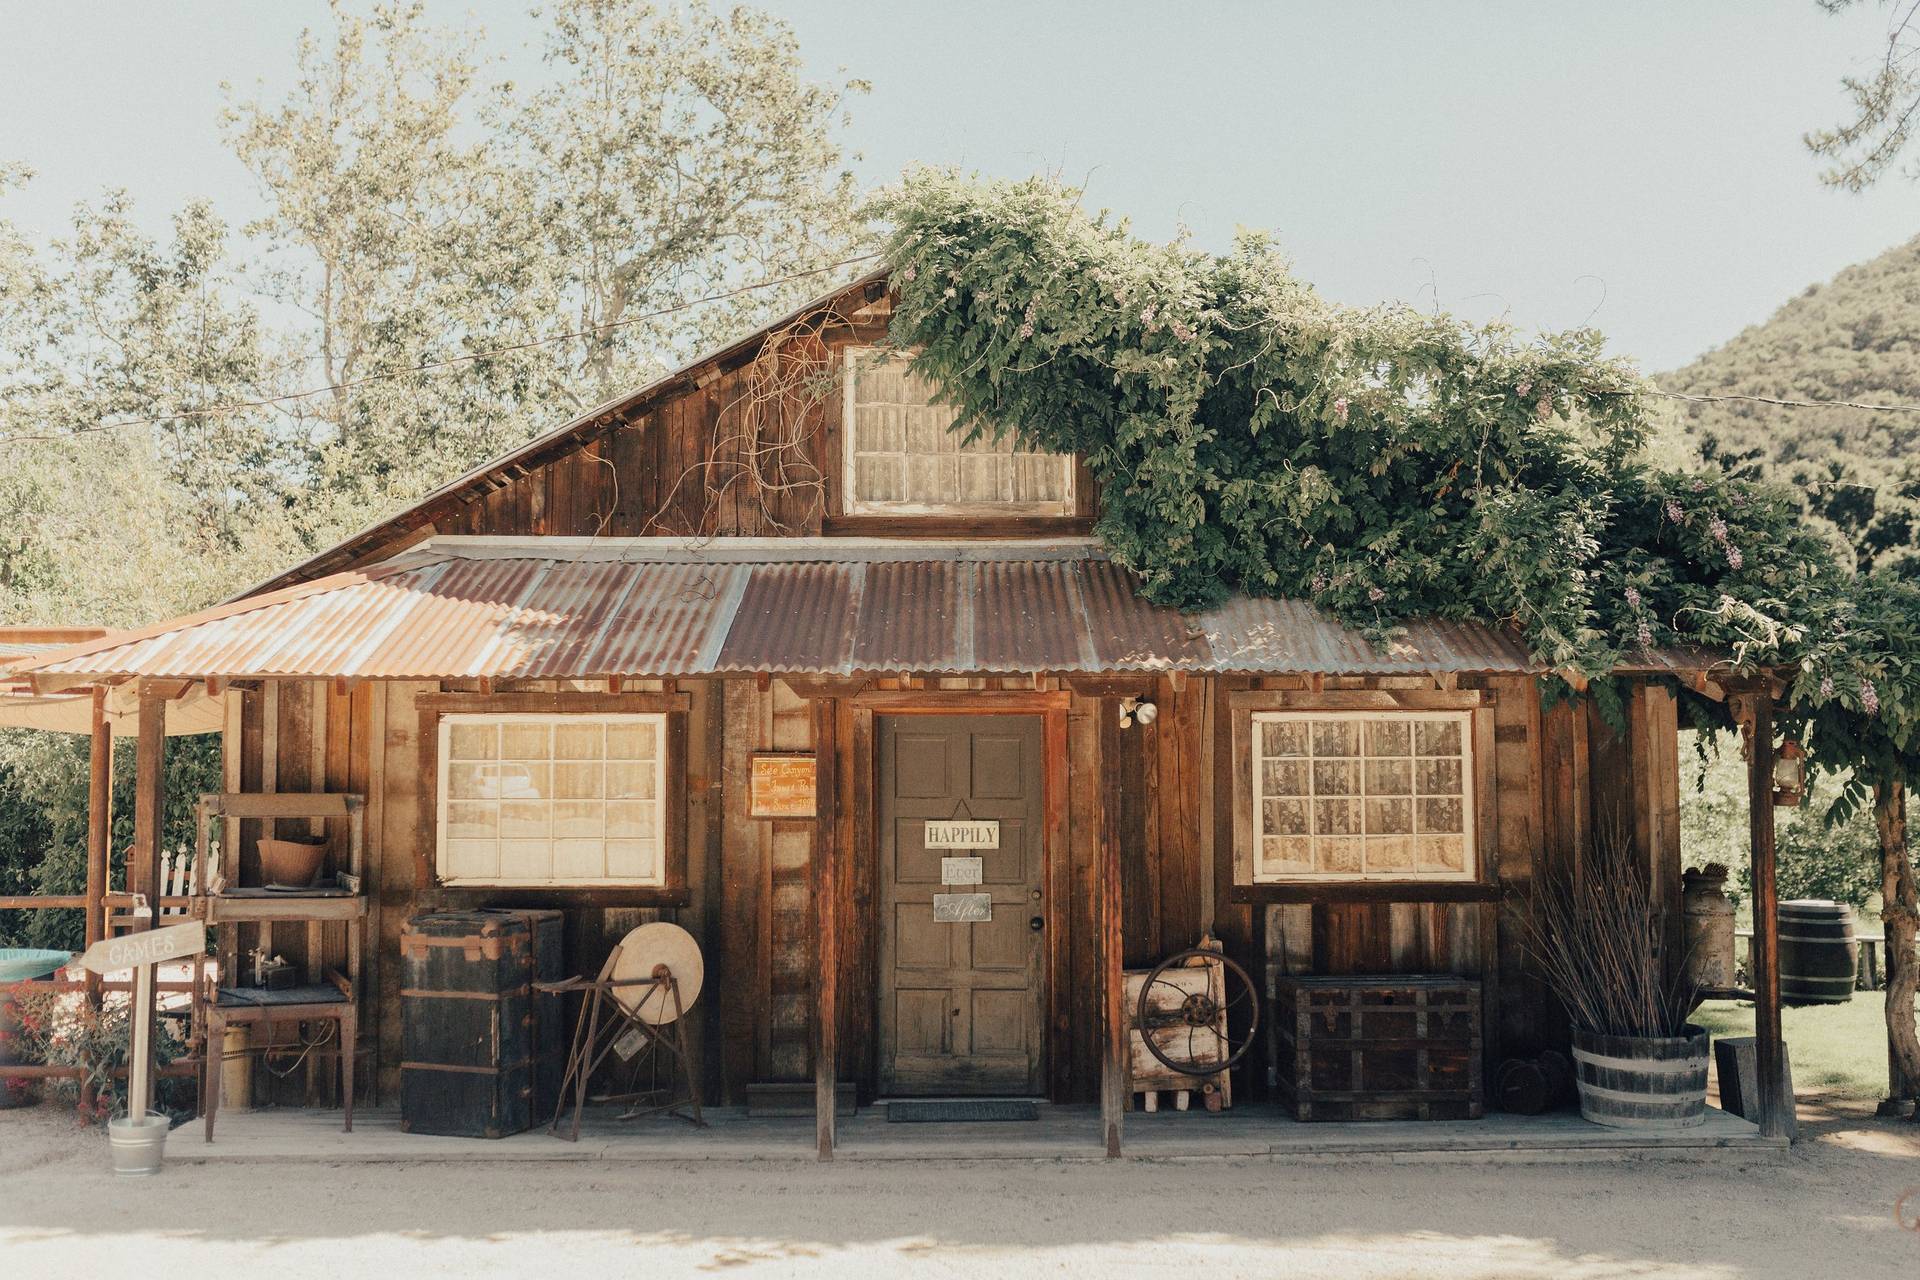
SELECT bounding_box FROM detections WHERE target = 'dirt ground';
[2,1097,1916,1279]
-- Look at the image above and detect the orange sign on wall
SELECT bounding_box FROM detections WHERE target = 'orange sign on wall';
[749,754,817,818]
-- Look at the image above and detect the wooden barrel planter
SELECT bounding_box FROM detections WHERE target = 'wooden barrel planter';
[1569,1026,1709,1129]
[1778,899,1858,1005]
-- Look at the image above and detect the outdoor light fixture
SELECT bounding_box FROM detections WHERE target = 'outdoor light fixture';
[1118,696,1158,728]
[1772,738,1806,807]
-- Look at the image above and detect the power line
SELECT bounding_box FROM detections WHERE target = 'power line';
[1647,386,1920,415]
[0,253,882,450]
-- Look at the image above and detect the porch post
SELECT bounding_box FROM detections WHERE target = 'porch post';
[79,686,112,1114]
[1100,703,1125,1158]
[1740,686,1789,1139]
[812,695,839,1161]
[86,686,111,954]
[130,679,167,1120]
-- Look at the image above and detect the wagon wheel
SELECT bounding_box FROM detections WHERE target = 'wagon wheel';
[1135,948,1260,1077]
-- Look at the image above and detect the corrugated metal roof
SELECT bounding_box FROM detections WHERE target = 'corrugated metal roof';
[12,537,1731,682]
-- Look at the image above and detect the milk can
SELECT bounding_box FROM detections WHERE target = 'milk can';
[1682,865,1737,991]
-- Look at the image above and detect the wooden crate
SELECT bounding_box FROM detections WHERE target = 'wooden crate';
[1272,974,1483,1121]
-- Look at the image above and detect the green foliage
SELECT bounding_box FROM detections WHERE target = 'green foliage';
[872,171,1920,792]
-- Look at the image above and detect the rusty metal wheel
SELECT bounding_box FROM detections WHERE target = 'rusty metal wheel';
[1135,947,1260,1076]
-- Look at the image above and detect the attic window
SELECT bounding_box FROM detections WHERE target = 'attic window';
[843,347,1074,516]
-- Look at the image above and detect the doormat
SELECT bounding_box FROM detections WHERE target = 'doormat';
[886,1100,1039,1123]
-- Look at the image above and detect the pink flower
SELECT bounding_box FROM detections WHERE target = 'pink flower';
[1623,586,1641,608]
[1368,586,1386,603]
[1861,679,1880,716]
[1515,381,1532,397]
[1665,500,1685,524]
[901,264,916,282]
[1691,478,1708,492]
[1636,623,1654,647]
[1818,674,1836,700]
[1332,396,1349,423]
[1726,546,1743,570]
[1709,516,1730,545]
[1016,321,1034,340]
[1536,394,1553,421]
[1311,572,1329,593]
[1140,304,1158,326]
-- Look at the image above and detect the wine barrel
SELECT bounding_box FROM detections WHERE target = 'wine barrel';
[1777,899,1858,1005]
[1570,1026,1709,1129]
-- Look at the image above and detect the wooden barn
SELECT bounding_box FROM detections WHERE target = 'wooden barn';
[5,270,1795,1158]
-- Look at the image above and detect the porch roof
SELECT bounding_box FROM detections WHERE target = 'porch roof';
[9,537,1730,684]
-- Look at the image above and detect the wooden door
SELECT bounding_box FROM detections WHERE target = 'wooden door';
[878,714,1046,1095]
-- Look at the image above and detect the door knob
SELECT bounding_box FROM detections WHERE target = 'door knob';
[1029,916,1044,932]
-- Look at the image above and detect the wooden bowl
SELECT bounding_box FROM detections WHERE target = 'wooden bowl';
[257,837,328,889]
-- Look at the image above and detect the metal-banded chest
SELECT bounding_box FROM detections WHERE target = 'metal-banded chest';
[1272,974,1484,1121]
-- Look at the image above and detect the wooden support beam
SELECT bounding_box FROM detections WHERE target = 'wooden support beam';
[1738,688,1790,1140]
[1099,697,1125,1158]
[130,680,168,1121]
[812,695,839,1161]
[85,687,111,953]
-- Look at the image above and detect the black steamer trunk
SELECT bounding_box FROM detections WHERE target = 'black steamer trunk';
[400,908,565,1138]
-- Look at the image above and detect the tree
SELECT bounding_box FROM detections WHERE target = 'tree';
[508,0,869,397]
[1807,1,1920,188]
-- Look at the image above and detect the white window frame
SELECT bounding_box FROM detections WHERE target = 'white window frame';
[841,346,1076,517]
[1249,709,1477,883]
[435,712,668,888]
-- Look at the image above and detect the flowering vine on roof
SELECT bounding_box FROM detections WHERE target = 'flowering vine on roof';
[870,168,1920,801]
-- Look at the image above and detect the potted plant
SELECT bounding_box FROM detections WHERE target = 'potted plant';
[1526,834,1707,1129]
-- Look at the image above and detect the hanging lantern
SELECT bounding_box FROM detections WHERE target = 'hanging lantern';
[1772,739,1806,807]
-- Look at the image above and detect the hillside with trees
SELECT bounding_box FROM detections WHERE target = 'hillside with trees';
[1662,233,1920,573]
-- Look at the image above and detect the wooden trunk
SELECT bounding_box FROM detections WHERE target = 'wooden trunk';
[399,909,565,1138]
[1272,974,1484,1121]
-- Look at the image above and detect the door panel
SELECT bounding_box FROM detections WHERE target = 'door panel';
[878,713,1046,1096]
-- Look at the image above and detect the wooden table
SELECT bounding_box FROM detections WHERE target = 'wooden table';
[201,975,356,1142]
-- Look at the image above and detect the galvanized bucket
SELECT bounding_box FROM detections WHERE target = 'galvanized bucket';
[107,1111,171,1176]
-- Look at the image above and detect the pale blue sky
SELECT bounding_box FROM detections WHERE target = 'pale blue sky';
[0,1,1913,372]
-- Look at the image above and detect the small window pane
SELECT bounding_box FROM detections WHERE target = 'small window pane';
[444,839,497,879]
[555,763,604,800]
[447,763,497,800]
[553,801,600,840]
[1365,758,1412,795]
[1262,758,1308,796]
[554,721,604,760]
[1371,836,1416,872]
[1415,720,1462,755]
[606,721,656,759]
[1311,720,1358,757]
[1263,721,1309,757]
[1316,837,1363,874]
[1262,798,1309,836]
[497,763,549,801]
[1420,835,1467,873]
[1314,798,1361,836]
[1417,797,1465,835]
[500,801,548,839]
[1312,760,1358,796]
[1262,835,1313,874]
[448,723,497,761]
[605,840,657,880]
[1364,720,1410,757]
[552,839,604,880]
[1416,757,1462,795]
[607,760,656,800]
[445,802,497,841]
[499,840,553,880]
[1366,798,1412,836]
[501,723,550,760]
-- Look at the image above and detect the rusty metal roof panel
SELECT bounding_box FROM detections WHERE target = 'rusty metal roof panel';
[851,560,959,673]
[972,561,1092,672]
[12,537,1723,682]
[1077,559,1213,670]
[715,562,858,673]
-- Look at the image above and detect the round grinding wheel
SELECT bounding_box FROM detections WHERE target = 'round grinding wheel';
[609,922,705,1024]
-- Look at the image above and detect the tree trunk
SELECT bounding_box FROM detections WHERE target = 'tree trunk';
[1874,780,1920,1115]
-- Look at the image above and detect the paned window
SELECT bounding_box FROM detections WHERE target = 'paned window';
[843,347,1074,515]
[436,713,665,886]
[1250,711,1475,881]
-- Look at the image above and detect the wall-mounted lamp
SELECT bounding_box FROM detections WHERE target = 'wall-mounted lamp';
[1118,696,1158,729]
[1772,739,1806,807]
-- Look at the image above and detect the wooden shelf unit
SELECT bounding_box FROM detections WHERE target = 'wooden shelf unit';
[192,791,369,1120]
